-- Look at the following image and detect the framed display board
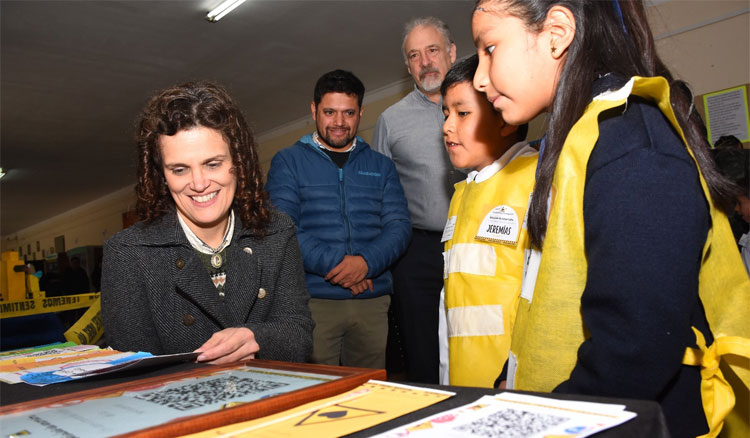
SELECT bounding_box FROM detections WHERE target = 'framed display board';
[0,359,385,438]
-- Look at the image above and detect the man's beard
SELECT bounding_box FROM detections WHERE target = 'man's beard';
[419,67,442,93]
[319,127,355,149]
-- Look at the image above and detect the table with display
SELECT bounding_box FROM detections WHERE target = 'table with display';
[0,360,669,437]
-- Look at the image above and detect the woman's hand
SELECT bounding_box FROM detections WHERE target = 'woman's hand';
[195,327,259,364]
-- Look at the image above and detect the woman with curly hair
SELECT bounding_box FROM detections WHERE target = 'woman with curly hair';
[101,81,313,364]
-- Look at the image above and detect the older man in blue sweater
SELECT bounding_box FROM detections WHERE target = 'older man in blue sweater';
[266,70,411,369]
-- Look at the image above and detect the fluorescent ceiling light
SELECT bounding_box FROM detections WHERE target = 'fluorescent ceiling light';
[0,168,5,179]
[207,0,247,22]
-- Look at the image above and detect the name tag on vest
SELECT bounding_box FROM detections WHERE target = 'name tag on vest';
[442,216,457,242]
[476,205,519,245]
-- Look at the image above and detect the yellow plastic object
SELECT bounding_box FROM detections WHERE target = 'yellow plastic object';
[26,273,40,294]
[1,251,25,301]
[64,297,103,345]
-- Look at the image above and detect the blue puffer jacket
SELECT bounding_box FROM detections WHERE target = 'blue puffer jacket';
[266,135,412,300]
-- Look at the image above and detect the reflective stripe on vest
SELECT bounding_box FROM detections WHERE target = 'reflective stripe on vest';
[444,150,537,388]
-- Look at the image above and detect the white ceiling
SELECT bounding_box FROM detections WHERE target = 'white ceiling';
[0,0,476,236]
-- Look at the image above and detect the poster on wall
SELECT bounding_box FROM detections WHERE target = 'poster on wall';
[703,84,750,145]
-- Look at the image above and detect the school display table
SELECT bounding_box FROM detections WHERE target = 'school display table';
[0,361,669,437]
[344,384,669,437]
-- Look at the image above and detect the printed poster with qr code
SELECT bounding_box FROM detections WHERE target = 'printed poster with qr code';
[0,366,338,438]
[372,392,636,438]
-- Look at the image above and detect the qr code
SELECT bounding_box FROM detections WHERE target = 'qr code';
[134,375,289,411]
[453,408,567,437]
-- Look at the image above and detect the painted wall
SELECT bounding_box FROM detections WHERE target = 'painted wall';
[3,0,748,259]
[649,0,749,95]
[2,186,136,261]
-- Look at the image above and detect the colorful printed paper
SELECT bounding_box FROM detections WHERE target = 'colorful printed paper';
[182,380,454,438]
[372,392,636,438]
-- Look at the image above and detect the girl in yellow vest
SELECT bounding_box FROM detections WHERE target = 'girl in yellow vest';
[438,54,538,388]
[471,1,750,437]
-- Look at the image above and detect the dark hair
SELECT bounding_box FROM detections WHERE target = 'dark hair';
[476,0,738,248]
[134,81,270,234]
[712,147,749,190]
[441,54,529,141]
[440,54,479,96]
[714,135,742,150]
[313,70,365,107]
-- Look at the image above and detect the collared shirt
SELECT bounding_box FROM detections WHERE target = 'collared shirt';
[466,142,533,184]
[177,209,235,254]
[313,131,357,152]
[313,131,354,168]
[372,86,464,231]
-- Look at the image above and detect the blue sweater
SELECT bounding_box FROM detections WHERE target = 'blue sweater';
[266,135,411,300]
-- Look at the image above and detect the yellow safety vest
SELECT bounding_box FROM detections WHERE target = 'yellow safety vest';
[444,146,537,387]
[509,76,750,438]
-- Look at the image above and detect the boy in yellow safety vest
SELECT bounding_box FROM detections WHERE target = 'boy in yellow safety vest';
[438,54,538,387]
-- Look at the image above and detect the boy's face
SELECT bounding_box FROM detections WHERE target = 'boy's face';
[442,81,513,171]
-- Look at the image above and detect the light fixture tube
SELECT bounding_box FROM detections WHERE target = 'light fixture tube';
[206,0,247,22]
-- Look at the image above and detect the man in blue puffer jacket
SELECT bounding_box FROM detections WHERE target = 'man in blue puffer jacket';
[266,70,411,369]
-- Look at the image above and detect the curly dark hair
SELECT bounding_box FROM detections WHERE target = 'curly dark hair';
[134,81,270,234]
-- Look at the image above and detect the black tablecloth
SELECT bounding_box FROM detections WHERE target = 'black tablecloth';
[1,363,669,437]
[345,384,670,438]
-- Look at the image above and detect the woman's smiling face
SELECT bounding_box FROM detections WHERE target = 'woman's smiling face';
[160,126,236,241]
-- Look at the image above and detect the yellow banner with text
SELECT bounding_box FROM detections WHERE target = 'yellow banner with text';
[0,292,100,319]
